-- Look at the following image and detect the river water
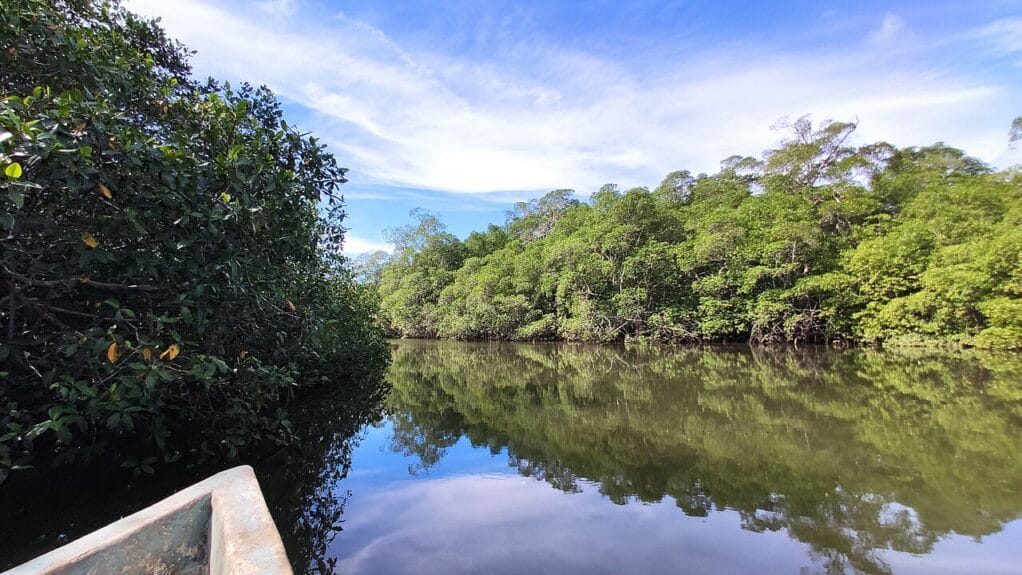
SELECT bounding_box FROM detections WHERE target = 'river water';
[2,341,1021,574]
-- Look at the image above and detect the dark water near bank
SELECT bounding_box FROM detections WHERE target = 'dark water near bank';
[2,341,1022,574]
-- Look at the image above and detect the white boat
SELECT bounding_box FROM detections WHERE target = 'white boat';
[3,466,292,575]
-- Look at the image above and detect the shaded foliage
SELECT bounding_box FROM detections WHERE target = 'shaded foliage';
[0,372,389,575]
[0,0,388,481]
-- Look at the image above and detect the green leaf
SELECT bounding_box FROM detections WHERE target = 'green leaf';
[79,145,93,156]
[4,162,22,179]
[7,190,24,208]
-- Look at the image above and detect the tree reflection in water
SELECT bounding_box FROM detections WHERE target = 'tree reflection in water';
[0,377,390,575]
[384,341,1022,575]
[258,379,390,575]
[3,343,1018,575]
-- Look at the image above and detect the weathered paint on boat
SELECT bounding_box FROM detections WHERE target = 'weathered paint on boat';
[2,466,292,575]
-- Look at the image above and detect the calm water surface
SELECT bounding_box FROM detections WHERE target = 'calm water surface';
[331,341,1022,575]
[2,341,1021,574]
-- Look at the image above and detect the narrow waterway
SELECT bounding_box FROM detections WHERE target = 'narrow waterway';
[3,341,1021,574]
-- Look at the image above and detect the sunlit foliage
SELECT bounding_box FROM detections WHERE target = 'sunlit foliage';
[376,119,1021,349]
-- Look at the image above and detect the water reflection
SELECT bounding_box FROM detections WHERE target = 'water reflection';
[2,343,1020,574]
[377,341,1022,575]
[257,380,389,575]
[339,472,838,574]
[0,378,389,574]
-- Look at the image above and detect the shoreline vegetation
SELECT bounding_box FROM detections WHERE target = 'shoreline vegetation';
[1,0,1018,492]
[367,118,1022,351]
[0,0,388,481]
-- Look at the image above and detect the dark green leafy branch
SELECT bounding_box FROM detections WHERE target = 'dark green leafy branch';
[0,0,388,483]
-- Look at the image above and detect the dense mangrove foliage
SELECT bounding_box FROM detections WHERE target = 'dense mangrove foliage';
[0,0,388,482]
[371,119,1022,349]
[385,341,1022,575]
[0,375,389,574]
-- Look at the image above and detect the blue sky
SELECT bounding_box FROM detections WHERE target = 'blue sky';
[125,0,1022,253]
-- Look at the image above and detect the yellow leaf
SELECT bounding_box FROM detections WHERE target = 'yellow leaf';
[5,162,22,179]
[142,347,152,361]
[81,233,98,249]
[106,342,119,364]
[98,184,112,200]
[220,192,232,203]
[72,123,86,136]
[160,344,180,361]
[286,299,296,312]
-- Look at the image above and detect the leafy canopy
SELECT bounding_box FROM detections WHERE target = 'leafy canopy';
[0,0,388,482]
[374,116,1022,349]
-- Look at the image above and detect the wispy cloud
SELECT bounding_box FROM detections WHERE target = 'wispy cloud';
[342,234,392,255]
[867,14,907,45]
[255,0,297,17]
[980,17,1022,54]
[126,0,1021,196]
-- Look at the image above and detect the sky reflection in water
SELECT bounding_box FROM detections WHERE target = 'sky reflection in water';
[324,342,1022,575]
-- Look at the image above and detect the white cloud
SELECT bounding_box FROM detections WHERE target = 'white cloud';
[341,192,396,201]
[126,0,1019,195]
[981,17,1022,54]
[255,0,297,17]
[868,14,906,44]
[342,234,392,255]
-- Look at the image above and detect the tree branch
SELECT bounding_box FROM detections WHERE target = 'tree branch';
[4,267,161,292]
